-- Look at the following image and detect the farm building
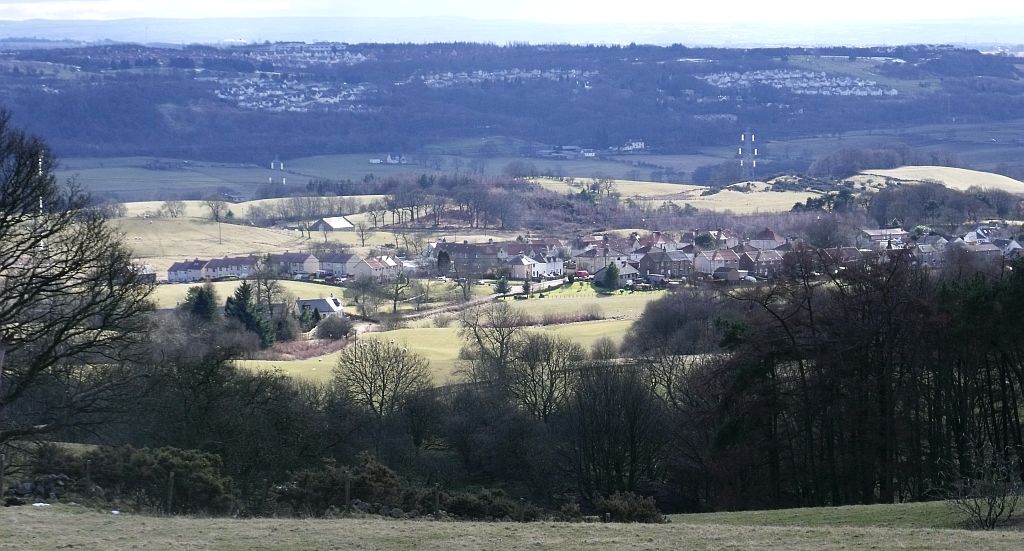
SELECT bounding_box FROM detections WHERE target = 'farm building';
[167,259,207,283]
[311,216,354,232]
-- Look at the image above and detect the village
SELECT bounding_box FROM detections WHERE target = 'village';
[163,216,1024,322]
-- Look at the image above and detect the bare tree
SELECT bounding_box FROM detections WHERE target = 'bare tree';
[334,338,431,448]
[0,112,154,444]
[507,333,584,423]
[354,222,372,247]
[204,198,228,222]
[159,200,186,218]
[457,301,527,384]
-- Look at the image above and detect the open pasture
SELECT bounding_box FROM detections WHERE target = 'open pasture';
[243,318,634,383]
[7,502,1024,551]
[149,280,347,310]
[861,166,1024,193]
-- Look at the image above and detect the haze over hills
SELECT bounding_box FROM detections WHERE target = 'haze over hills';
[2,16,1024,47]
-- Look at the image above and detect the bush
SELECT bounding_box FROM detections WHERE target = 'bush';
[317,315,353,340]
[31,444,236,514]
[274,453,402,516]
[593,492,664,523]
[443,489,542,521]
[432,313,454,328]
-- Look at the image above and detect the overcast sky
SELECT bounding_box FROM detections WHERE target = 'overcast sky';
[3,0,1023,23]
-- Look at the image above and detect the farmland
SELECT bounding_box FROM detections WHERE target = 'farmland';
[241,317,635,383]
[861,166,1024,193]
[6,501,1024,551]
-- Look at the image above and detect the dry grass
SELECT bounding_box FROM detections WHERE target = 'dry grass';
[861,166,1024,194]
[6,504,1024,550]
[533,177,819,213]
[149,280,346,310]
[242,318,635,383]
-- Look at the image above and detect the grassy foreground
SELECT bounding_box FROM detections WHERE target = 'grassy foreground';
[4,503,1024,550]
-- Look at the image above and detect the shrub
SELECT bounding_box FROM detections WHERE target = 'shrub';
[31,444,236,514]
[593,492,664,523]
[432,313,454,328]
[940,440,1023,529]
[317,316,353,340]
[443,489,542,521]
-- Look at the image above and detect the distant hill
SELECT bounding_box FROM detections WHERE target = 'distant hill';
[860,166,1024,193]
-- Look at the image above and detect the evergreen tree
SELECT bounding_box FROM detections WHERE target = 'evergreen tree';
[225,280,274,347]
[183,282,219,321]
[602,263,620,289]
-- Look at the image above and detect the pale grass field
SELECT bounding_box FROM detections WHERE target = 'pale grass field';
[149,280,347,309]
[862,166,1024,193]
[6,504,1024,551]
[118,195,388,219]
[533,177,819,213]
[242,318,634,383]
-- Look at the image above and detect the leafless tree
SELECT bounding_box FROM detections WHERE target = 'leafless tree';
[457,301,527,384]
[159,200,186,218]
[0,112,154,444]
[506,333,584,423]
[333,337,431,448]
[354,222,372,247]
[204,198,228,222]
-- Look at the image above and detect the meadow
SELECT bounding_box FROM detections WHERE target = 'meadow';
[6,501,1024,550]
[861,166,1024,193]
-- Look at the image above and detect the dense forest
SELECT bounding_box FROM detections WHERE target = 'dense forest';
[1,42,1022,161]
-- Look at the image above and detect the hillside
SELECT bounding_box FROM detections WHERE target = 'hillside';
[5,502,1024,550]
[860,166,1024,193]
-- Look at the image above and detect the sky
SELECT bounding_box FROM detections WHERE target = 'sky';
[3,0,1024,23]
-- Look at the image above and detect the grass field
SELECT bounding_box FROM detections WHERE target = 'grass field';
[525,284,664,319]
[150,280,347,309]
[119,195,388,219]
[242,318,634,383]
[674,501,969,530]
[861,166,1024,193]
[7,502,1024,550]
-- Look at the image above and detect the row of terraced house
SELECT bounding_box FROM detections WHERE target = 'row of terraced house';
[167,252,403,283]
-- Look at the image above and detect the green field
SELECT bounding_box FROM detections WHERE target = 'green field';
[150,280,347,309]
[7,502,1024,550]
[674,501,969,530]
[242,318,634,383]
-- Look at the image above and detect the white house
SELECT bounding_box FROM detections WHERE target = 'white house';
[694,249,741,275]
[168,259,207,283]
[203,256,258,280]
[748,228,785,251]
[507,254,539,280]
[318,252,362,277]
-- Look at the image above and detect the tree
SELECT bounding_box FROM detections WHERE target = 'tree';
[522,278,532,297]
[159,200,186,218]
[348,276,384,317]
[506,333,584,423]
[182,282,219,322]
[0,112,154,444]
[334,338,431,447]
[224,280,273,348]
[494,277,510,294]
[204,198,228,222]
[355,222,372,247]
[602,263,620,289]
[457,301,527,385]
[387,271,411,314]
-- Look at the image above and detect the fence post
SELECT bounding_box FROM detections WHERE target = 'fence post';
[0,452,6,498]
[433,483,440,516]
[166,470,175,514]
[84,459,91,496]
[344,469,351,512]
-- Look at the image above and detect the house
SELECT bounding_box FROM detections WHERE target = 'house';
[748,228,785,251]
[738,249,784,278]
[712,266,746,282]
[134,262,157,284]
[432,240,561,276]
[858,228,909,250]
[593,261,640,288]
[349,257,388,282]
[203,255,258,280]
[994,238,1024,259]
[694,249,740,275]
[311,216,354,232]
[269,252,320,277]
[909,244,942,269]
[507,254,540,280]
[638,250,692,279]
[573,247,632,273]
[296,296,345,318]
[318,252,361,277]
[377,255,403,280]
[168,258,207,283]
